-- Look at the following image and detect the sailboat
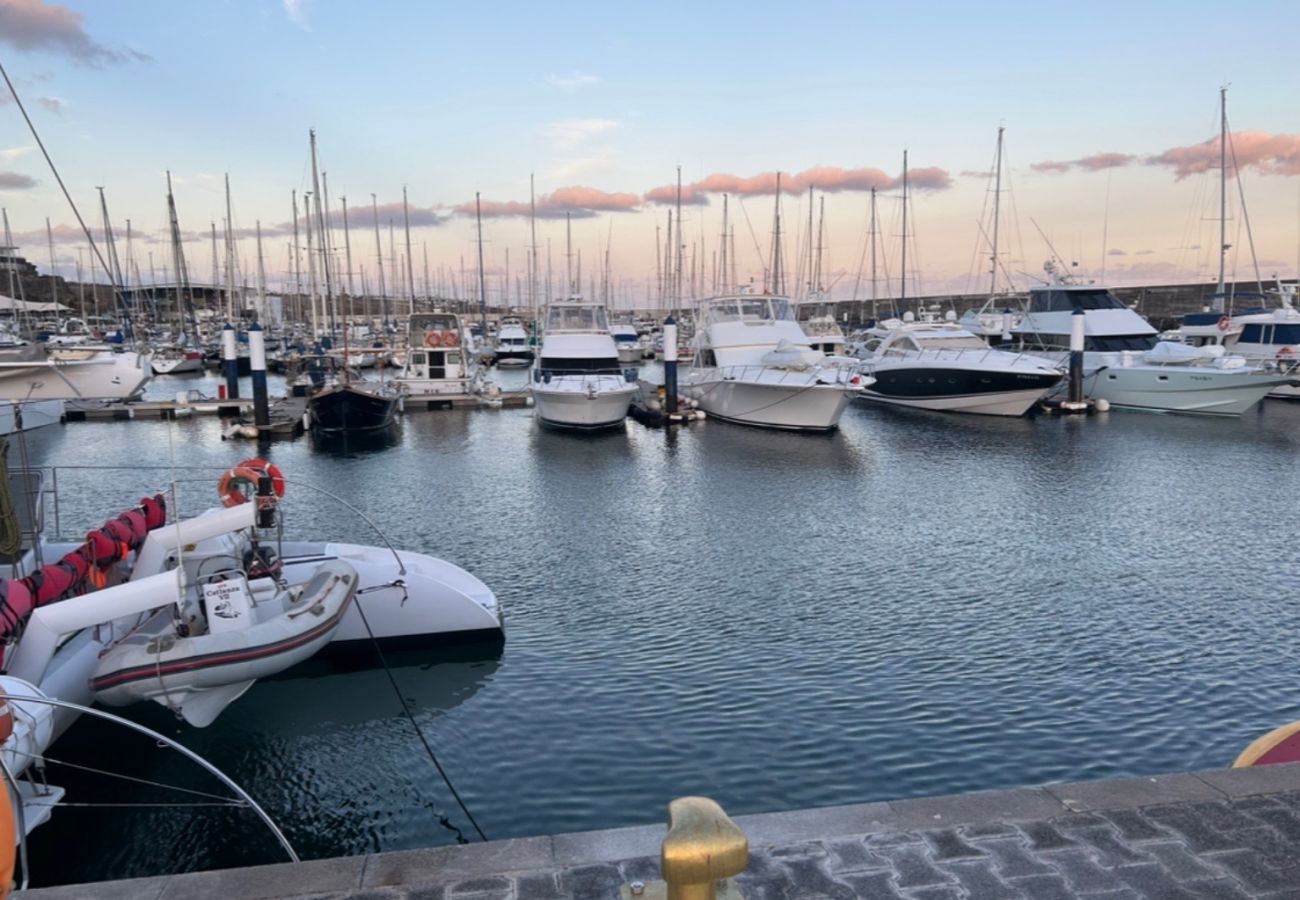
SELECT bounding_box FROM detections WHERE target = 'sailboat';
[151,172,204,374]
[958,127,1022,343]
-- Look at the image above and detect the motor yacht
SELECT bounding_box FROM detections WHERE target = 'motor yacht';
[854,315,1063,416]
[530,300,638,429]
[610,322,642,365]
[1011,277,1294,415]
[1171,284,1300,399]
[494,317,535,368]
[685,293,866,431]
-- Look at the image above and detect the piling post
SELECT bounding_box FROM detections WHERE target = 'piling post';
[249,321,270,428]
[664,315,679,417]
[1000,308,1013,345]
[221,323,240,400]
[1068,307,1085,404]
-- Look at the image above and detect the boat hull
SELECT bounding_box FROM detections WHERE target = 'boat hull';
[1079,366,1290,415]
[495,350,534,367]
[859,367,1062,417]
[686,371,853,431]
[0,399,63,434]
[152,353,204,375]
[531,377,636,429]
[308,383,400,432]
[0,351,151,402]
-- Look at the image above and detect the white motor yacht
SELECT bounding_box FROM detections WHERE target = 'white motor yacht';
[0,342,151,402]
[1011,278,1294,415]
[530,300,638,429]
[610,322,642,364]
[855,316,1063,416]
[494,317,535,367]
[685,293,866,431]
[397,312,477,407]
[1172,285,1300,399]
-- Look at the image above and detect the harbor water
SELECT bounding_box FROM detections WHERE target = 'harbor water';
[18,375,1300,886]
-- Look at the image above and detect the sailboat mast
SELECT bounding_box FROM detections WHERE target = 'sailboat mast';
[989,126,1004,300]
[341,196,355,326]
[900,151,909,306]
[475,193,489,335]
[371,194,387,328]
[529,173,538,310]
[223,174,237,322]
[291,191,302,327]
[814,194,825,294]
[97,187,129,337]
[1217,85,1228,296]
[869,187,878,316]
[46,217,58,308]
[770,173,784,294]
[304,191,319,338]
[166,172,197,342]
[308,130,335,335]
[565,212,573,296]
[806,184,814,299]
[403,186,415,318]
[719,194,729,294]
[255,220,266,322]
[675,166,683,310]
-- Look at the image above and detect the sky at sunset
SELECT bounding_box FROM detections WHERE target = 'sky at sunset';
[1,0,1299,309]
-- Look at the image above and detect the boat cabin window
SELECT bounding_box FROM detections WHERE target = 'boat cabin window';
[706,297,794,325]
[546,306,609,332]
[1240,323,1300,345]
[539,356,621,374]
[1028,289,1127,312]
[1029,333,1157,352]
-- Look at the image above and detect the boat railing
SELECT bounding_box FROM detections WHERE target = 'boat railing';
[709,364,851,385]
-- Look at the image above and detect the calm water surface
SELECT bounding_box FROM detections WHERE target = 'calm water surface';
[19,371,1300,885]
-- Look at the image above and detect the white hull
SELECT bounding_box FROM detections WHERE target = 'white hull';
[0,399,63,434]
[686,371,853,431]
[1080,365,1288,415]
[531,377,637,429]
[0,350,151,401]
[152,355,204,375]
[616,345,642,364]
[860,386,1049,417]
[397,376,474,399]
[278,541,503,646]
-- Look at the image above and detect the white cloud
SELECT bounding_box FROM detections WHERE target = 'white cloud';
[539,118,620,152]
[545,72,600,92]
[283,0,309,29]
[548,153,617,181]
[0,146,35,162]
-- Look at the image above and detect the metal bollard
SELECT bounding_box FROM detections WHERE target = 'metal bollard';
[622,797,748,900]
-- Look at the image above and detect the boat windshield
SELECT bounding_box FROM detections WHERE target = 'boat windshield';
[546,305,608,332]
[410,313,458,334]
[1029,289,1127,312]
[915,335,988,350]
[707,297,793,324]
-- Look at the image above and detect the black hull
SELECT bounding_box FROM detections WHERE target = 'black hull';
[308,384,400,432]
[865,367,1062,400]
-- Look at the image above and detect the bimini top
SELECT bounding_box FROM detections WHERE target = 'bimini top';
[545,303,610,334]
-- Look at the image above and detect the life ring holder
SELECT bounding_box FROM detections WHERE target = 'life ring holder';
[219,459,286,509]
[1217,315,1232,332]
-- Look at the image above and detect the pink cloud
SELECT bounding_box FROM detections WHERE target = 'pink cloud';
[1148,131,1300,179]
[0,0,150,65]
[0,171,37,189]
[1031,153,1135,174]
[644,163,951,205]
[458,186,640,220]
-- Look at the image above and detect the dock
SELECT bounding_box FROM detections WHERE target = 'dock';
[24,761,1300,898]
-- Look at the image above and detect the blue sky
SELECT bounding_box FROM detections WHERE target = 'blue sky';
[2,0,1298,305]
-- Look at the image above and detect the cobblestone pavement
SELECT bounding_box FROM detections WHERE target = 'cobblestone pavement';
[26,767,1300,899]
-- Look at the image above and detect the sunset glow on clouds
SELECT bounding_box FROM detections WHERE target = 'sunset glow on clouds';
[0,0,1297,301]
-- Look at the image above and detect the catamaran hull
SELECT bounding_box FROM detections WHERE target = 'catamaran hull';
[531,382,636,429]
[858,367,1062,417]
[1077,367,1290,415]
[686,377,852,431]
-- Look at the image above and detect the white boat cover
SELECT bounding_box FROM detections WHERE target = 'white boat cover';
[760,340,824,370]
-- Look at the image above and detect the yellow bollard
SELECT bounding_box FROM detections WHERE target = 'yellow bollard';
[622,797,748,900]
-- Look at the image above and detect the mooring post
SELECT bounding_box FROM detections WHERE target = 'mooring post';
[664,315,679,418]
[249,322,269,429]
[622,796,748,900]
[1000,307,1013,345]
[222,322,240,400]
[1068,306,1085,405]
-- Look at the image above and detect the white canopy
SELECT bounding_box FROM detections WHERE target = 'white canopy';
[0,294,72,312]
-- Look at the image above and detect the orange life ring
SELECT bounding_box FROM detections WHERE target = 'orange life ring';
[217,465,267,508]
[1217,315,1232,332]
[1279,347,1295,360]
[237,458,286,498]
[423,331,439,348]
[444,330,460,347]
